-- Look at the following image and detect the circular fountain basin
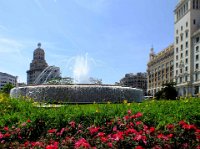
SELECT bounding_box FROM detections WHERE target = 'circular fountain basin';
[10,84,144,103]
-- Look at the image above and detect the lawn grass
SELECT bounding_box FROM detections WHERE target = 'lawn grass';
[0,93,199,130]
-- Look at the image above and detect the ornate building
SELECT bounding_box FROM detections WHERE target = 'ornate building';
[27,43,48,85]
[120,72,147,95]
[147,45,174,96]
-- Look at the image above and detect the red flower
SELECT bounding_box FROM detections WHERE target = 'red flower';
[88,126,100,135]
[182,124,196,130]
[166,124,174,130]
[136,121,142,125]
[4,132,10,138]
[135,146,144,149]
[167,133,173,138]
[46,142,59,149]
[48,129,57,133]
[101,137,108,143]
[27,119,31,123]
[75,138,90,149]
[3,126,9,131]
[112,131,124,141]
[179,120,187,126]
[97,132,105,137]
[135,112,143,118]
[24,141,30,147]
[107,142,113,148]
[149,127,155,133]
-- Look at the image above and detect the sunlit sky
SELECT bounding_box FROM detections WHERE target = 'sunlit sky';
[0,0,178,84]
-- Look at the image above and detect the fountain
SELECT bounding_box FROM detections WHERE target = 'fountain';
[10,54,144,103]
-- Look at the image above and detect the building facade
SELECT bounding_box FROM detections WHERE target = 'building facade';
[27,43,48,85]
[147,45,174,96]
[0,72,17,90]
[120,72,147,95]
[174,0,200,96]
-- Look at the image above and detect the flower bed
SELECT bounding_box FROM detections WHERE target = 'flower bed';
[0,110,199,149]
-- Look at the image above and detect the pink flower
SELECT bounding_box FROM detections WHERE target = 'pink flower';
[69,121,76,128]
[135,112,143,118]
[179,120,187,126]
[113,125,117,132]
[24,141,30,147]
[127,109,132,115]
[75,138,90,149]
[182,124,196,130]
[4,132,10,138]
[0,132,3,139]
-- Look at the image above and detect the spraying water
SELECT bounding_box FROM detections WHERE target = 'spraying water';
[72,53,90,84]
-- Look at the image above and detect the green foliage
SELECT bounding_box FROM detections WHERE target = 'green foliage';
[155,82,178,100]
[1,83,15,94]
[0,93,199,130]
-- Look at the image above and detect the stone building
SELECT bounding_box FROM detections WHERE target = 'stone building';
[120,72,147,95]
[174,0,200,96]
[147,45,174,96]
[0,72,17,90]
[27,43,48,85]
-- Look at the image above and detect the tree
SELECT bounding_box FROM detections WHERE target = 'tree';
[89,77,102,84]
[1,83,15,94]
[155,82,178,100]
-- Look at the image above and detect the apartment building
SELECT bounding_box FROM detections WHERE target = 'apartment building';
[174,0,200,96]
[0,72,17,90]
[120,72,147,95]
[147,45,174,96]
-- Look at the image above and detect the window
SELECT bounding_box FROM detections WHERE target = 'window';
[193,0,195,9]
[185,31,188,38]
[181,53,183,58]
[196,73,198,81]
[185,76,188,82]
[180,68,183,73]
[181,26,183,31]
[196,55,199,61]
[181,34,183,41]
[181,44,183,50]
[176,37,179,44]
[196,63,199,69]
[185,66,188,72]
[176,29,178,34]
[186,42,188,48]
[194,19,196,24]
[196,37,199,43]
[185,58,188,64]
[176,70,178,75]
[196,46,199,52]
[180,77,182,83]
[185,50,188,56]
[176,63,178,68]
[176,47,179,53]
[176,55,179,60]
[186,22,188,27]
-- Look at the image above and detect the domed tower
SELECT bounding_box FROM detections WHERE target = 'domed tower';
[27,43,48,84]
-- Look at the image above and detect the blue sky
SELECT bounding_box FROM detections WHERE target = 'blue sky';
[0,0,178,84]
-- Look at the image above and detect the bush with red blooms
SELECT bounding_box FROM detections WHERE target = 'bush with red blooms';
[0,110,199,149]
